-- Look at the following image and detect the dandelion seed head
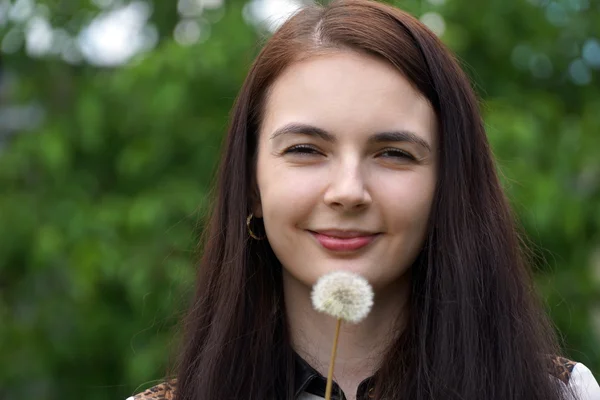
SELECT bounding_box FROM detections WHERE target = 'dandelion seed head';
[311,271,374,323]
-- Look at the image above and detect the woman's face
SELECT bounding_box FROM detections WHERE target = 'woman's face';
[255,50,437,289]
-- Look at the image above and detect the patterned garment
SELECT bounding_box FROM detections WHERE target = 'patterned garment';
[550,356,578,384]
[126,356,600,400]
[128,379,176,400]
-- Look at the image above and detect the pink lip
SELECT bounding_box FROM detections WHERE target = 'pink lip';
[309,230,380,251]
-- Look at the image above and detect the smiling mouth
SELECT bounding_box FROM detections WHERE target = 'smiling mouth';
[308,230,381,251]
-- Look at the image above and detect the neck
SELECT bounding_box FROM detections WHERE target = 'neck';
[283,271,410,397]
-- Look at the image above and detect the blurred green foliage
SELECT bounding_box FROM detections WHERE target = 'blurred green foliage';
[0,0,599,399]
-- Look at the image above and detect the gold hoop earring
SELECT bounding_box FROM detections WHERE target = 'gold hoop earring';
[246,213,266,240]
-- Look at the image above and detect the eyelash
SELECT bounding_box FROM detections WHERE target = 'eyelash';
[282,145,416,161]
[377,147,416,161]
[283,144,322,155]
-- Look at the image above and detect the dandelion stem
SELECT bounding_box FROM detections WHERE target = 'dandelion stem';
[325,318,342,400]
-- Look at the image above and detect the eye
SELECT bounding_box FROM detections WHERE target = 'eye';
[282,144,323,156]
[377,148,416,161]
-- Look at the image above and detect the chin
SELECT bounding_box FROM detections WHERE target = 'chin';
[301,263,378,286]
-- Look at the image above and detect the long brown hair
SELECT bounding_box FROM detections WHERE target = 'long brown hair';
[174,1,569,398]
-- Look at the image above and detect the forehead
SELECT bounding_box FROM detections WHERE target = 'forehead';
[261,51,437,145]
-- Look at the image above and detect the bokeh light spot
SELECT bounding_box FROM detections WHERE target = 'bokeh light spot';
[25,16,53,57]
[203,0,224,8]
[420,12,446,37]
[511,44,533,70]
[545,2,569,26]
[243,0,304,32]
[529,53,553,78]
[8,0,34,23]
[178,0,204,18]
[77,1,155,66]
[174,19,210,46]
[569,58,592,85]
[582,38,600,69]
[1,27,24,53]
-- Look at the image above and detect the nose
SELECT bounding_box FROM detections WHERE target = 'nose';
[323,160,372,212]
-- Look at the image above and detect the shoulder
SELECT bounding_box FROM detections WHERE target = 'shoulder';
[567,362,600,399]
[548,356,579,384]
[548,356,600,399]
[126,379,177,400]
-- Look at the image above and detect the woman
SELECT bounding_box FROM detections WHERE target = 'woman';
[128,0,600,399]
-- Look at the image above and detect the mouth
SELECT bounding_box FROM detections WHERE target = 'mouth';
[308,230,381,252]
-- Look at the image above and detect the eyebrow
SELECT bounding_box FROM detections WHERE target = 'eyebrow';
[269,122,432,153]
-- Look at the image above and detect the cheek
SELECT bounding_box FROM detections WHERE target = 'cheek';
[378,171,436,231]
[257,162,325,223]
